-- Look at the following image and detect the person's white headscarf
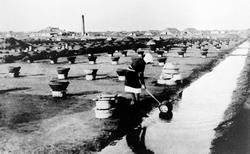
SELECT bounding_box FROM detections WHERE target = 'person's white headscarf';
[143,53,154,64]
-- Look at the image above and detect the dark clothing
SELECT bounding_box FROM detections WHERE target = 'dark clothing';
[125,58,145,88]
[130,57,146,73]
[125,70,142,88]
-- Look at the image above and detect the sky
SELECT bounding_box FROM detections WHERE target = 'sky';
[0,0,250,32]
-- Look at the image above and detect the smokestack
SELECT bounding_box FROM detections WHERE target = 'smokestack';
[82,15,85,36]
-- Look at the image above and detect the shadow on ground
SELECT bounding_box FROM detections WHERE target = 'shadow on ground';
[0,94,95,132]
[0,87,30,94]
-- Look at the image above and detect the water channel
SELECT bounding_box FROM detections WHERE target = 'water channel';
[99,41,250,154]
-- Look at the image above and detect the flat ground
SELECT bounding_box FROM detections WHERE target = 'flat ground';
[0,44,237,153]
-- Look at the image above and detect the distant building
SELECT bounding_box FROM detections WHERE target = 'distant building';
[128,31,144,37]
[182,28,199,34]
[144,30,160,37]
[28,27,75,40]
[28,27,63,38]
[160,28,180,37]
[181,28,207,38]
[144,31,153,36]
[128,32,137,37]
[210,30,221,35]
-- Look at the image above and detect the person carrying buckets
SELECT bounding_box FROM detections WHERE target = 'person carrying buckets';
[125,53,154,105]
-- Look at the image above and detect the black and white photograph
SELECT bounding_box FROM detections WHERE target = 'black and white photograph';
[0,0,250,153]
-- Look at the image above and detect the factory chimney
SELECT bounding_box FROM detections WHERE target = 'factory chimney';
[82,15,85,36]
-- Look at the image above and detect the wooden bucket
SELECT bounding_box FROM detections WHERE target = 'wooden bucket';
[94,94,117,118]
[94,108,115,119]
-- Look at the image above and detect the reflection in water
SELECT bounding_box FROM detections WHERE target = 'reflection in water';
[124,110,173,153]
[159,111,173,122]
[126,125,154,154]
